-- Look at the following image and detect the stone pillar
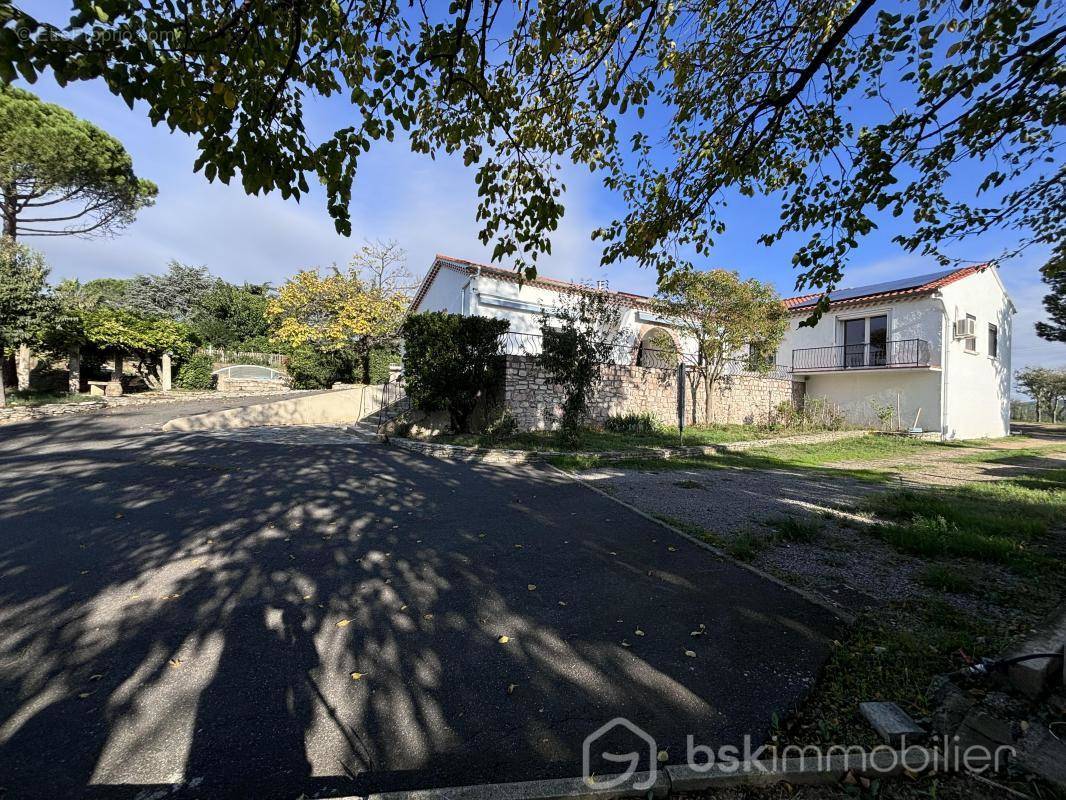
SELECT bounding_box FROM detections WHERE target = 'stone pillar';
[15,343,31,392]
[68,346,81,394]
[161,352,172,392]
[107,352,124,397]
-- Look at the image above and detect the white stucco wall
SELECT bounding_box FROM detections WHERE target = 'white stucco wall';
[803,370,942,431]
[780,268,1013,439]
[415,265,468,314]
[937,268,1013,439]
[778,296,943,366]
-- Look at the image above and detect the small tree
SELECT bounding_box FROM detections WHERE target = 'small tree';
[122,261,213,322]
[267,266,408,384]
[657,269,786,426]
[401,312,508,433]
[80,307,192,388]
[1036,242,1066,343]
[0,237,53,405]
[0,86,157,239]
[537,289,626,444]
[190,280,271,347]
[1016,366,1066,423]
[350,239,417,295]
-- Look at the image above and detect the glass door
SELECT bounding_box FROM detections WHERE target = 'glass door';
[843,318,866,368]
[869,315,887,366]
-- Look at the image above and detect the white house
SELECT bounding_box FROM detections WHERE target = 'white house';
[779,265,1014,439]
[410,254,685,364]
[411,255,1014,439]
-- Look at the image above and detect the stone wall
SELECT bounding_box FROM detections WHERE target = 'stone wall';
[502,354,795,430]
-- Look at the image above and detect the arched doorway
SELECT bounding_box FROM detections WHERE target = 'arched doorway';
[636,327,680,368]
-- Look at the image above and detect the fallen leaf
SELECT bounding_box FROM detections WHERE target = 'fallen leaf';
[635,629,645,637]
[657,750,669,763]
[423,613,433,620]
[350,672,366,681]
[89,674,103,681]
[621,640,631,648]
[336,619,351,627]
[303,594,312,600]
[527,584,537,591]
[169,658,182,668]
[668,546,677,552]
[498,635,510,644]
[506,683,517,695]
[114,513,124,519]
[78,692,92,699]
[557,601,567,607]
[684,650,696,658]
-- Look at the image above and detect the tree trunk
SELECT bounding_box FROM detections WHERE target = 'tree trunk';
[704,379,714,426]
[2,185,16,239]
[361,351,371,385]
[68,346,81,394]
[15,343,31,392]
[0,356,6,408]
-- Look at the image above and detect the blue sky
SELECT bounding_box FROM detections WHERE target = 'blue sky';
[10,40,1062,382]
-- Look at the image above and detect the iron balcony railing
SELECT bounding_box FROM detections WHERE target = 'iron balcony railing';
[791,338,938,372]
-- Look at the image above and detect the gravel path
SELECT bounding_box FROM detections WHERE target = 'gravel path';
[578,437,1054,618]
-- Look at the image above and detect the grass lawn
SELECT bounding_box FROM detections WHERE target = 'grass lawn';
[783,470,1066,751]
[548,432,946,481]
[949,443,1066,463]
[428,423,832,452]
[4,390,100,408]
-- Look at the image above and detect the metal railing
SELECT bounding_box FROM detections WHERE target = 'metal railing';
[499,331,791,379]
[197,346,289,368]
[791,339,936,372]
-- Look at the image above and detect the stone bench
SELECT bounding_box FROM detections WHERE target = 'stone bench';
[87,380,123,397]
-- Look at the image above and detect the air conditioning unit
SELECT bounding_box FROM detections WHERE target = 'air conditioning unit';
[953,317,976,338]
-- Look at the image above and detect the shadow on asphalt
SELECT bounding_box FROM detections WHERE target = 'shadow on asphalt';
[0,409,843,798]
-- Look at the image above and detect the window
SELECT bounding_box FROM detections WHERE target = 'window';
[988,323,998,358]
[964,314,977,353]
[841,314,887,368]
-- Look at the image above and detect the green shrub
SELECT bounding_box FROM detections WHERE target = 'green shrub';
[604,412,657,434]
[287,348,353,389]
[479,411,520,447]
[174,353,215,390]
[401,312,508,433]
[368,347,400,384]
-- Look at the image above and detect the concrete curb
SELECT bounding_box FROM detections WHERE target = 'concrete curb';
[390,429,869,465]
[547,463,856,625]
[361,748,951,799]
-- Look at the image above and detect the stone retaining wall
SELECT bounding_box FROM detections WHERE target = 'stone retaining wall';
[502,354,796,431]
[0,389,304,426]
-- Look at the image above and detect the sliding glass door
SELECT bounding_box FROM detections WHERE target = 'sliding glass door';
[842,315,888,368]
[843,318,866,367]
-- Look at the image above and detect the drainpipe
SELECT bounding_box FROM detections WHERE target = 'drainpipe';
[459,266,483,316]
[934,293,950,437]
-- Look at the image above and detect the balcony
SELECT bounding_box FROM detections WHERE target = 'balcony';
[792,338,939,374]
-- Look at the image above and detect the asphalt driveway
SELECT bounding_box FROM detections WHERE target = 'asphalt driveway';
[0,400,843,798]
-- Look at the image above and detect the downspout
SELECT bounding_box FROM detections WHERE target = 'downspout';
[459,265,483,316]
[934,293,950,437]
